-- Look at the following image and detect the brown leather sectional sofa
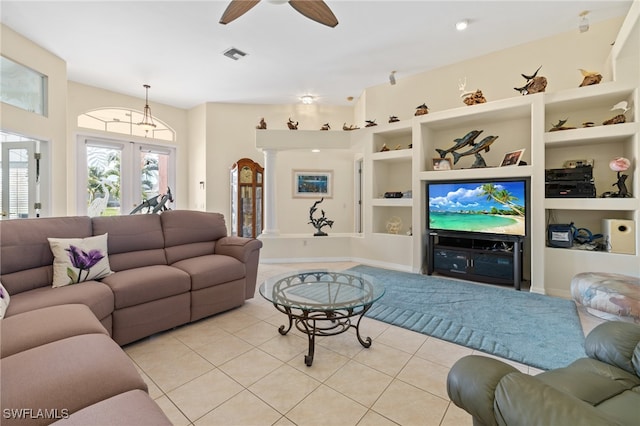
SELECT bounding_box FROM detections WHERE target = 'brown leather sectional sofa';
[0,210,263,425]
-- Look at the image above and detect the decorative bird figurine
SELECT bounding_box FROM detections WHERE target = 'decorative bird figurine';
[415,103,429,116]
[320,123,330,131]
[521,66,541,81]
[287,118,298,130]
[611,101,629,113]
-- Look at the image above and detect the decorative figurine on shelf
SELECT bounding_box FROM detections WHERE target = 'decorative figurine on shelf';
[458,77,486,105]
[582,122,595,128]
[389,115,400,123]
[603,101,629,125]
[256,117,267,129]
[308,198,334,236]
[386,216,403,234]
[603,157,632,198]
[342,123,359,131]
[435,130,483,159]
[365,119,377,127]
[414,103,429,116]
[463,90,487,106]
[514,66,547,95]
[320,123,331,130]
[287,118,298,130]
[579,69,602,86]
[379,144,390,152]
[549,118,576,131]
[451,135,499,167]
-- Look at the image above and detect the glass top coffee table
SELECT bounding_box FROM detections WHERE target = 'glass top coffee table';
[259,269,385,366]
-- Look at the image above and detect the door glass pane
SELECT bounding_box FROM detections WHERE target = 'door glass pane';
[140,149,170,204]
[87,146,121,216]
[3,148,29,219]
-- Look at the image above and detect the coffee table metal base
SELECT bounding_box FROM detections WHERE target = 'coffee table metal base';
[272,303,374,366]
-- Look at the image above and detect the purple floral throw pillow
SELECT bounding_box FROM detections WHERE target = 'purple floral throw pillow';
[48,233,113,288]
[0,281,10,319]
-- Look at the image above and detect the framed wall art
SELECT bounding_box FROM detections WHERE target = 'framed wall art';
[292,170,333,198]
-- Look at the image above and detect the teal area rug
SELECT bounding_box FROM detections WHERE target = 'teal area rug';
[350,265,586,370]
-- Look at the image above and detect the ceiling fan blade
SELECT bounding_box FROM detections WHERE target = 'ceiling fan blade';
[289,0,338,28]
[219,0,261,25]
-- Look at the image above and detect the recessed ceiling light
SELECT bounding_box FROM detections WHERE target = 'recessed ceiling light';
[300,95,314,104]
[455,20,468,31]
[311,149,320,153]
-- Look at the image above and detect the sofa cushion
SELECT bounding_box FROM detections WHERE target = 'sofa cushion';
[48,233,113,287]
[1,304,108,358]
[0,281,10,319]
[3,281,114,322]
[161,210,227,264]
[1,334,147,426]
[92,214,167,271]
[51,390,172,426]
[171,254,245,291]
[0,216,92,294]
[100,265,190,309]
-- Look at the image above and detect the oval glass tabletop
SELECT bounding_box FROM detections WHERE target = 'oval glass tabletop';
[259,269,385,311]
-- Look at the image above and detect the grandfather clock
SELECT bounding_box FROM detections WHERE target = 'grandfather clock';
[230,158,263,238]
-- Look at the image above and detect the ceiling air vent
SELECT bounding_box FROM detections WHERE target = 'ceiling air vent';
[223,47,248,61]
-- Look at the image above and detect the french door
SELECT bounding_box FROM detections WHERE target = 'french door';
[78,137,175,216]
[0,141,38,219]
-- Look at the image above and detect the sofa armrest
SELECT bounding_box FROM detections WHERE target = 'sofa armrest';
[585,321,640,376]
[447,355,519,426]
[494,373,622,426]
[215,236,263,263]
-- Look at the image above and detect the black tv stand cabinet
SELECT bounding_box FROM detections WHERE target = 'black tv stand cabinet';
[426,231,523,290]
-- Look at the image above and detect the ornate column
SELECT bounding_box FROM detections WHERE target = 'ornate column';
[261,148,279,236]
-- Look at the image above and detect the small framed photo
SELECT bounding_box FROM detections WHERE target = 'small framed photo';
[432,158,452,171]
[293,170,333,198]
[500,149,526,167]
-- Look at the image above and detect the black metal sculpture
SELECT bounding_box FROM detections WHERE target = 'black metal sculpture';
[308,198,334,236]
[130,187,173,214]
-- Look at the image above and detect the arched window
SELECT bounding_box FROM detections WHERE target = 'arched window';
[77,108,175,142]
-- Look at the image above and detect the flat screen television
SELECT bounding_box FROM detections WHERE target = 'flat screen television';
[427,179,527,237]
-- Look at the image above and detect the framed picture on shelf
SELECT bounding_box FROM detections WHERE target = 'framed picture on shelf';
[432,158,452,171]
[292,170,333,198]
[500,149,526,167]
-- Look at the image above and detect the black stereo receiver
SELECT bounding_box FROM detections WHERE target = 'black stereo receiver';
[545,165,593,182]
[545,181,596,198]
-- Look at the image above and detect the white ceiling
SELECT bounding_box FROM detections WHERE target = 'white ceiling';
[0,1,633,109]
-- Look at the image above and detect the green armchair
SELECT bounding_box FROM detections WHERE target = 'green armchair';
[447,321,640,426]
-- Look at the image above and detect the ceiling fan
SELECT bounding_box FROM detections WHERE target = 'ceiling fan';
[219,0,338,28]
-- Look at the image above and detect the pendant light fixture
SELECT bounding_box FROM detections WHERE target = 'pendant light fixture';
[137,84,156,130]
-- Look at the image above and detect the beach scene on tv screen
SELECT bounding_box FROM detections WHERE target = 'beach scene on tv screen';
[429,181,526,236]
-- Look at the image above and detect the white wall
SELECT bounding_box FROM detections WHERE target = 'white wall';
[362,16,625,121]
[201,102,353,230]
[0,24,67,216]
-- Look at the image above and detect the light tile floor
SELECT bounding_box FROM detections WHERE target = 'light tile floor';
[123,262,605,426]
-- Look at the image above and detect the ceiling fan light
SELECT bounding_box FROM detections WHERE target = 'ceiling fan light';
[300,95,314,104]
